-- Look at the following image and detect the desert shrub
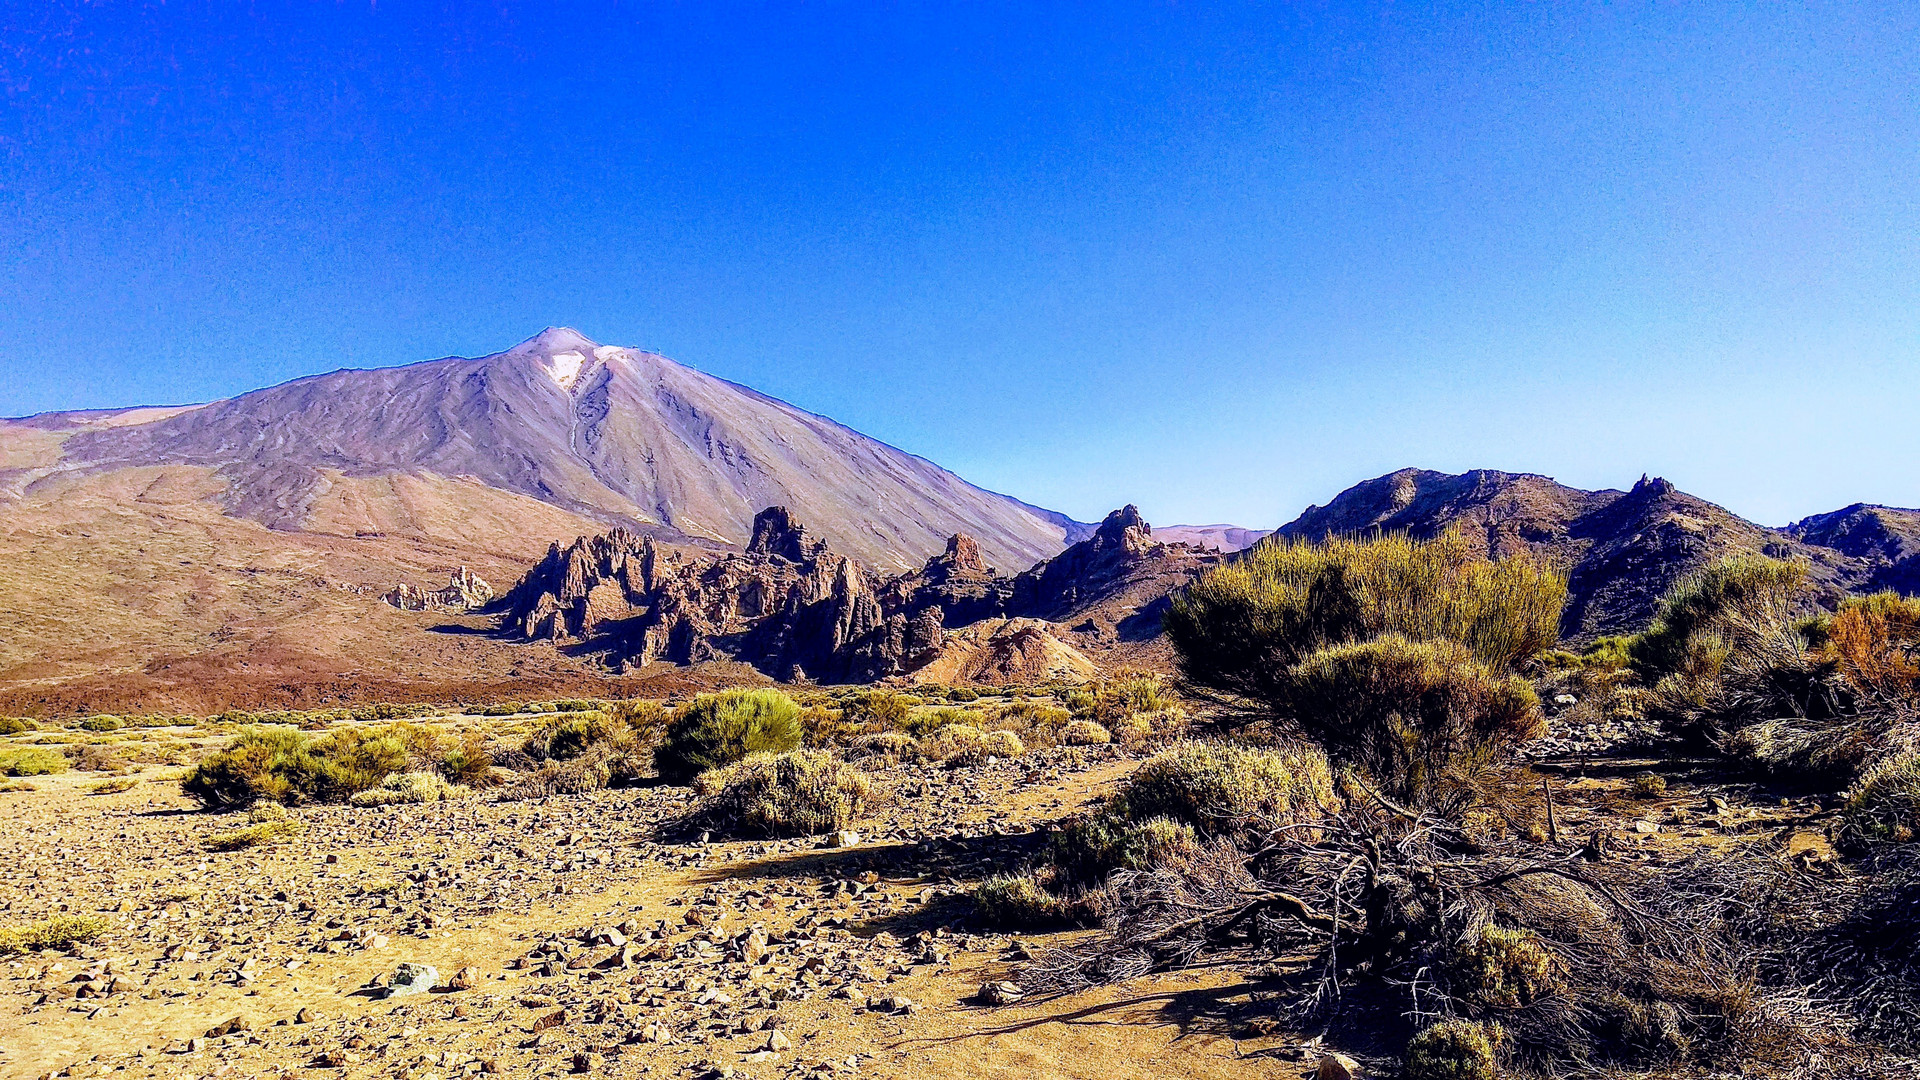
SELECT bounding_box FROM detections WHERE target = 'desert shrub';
[205,815,302,851]
[918,724,985,762]
[1451,924,1561,1009]
[63,744,130,772]
[524,711,624,762]
[1062,719,1111,745]
[1169,530,1565,693]
[840,689,913,732]
[902,706,977,737]
[655,690,803,784]
[87,777,138,795]
[182,724,409,807]
[849,731,918,759]
[436,735,496,787]
[0,914,108,954]
[78,715,123,732]
[0,716,36,735]
[991,698,1073,738]
[1047,814,1200,888]
[1112,742,1338,836]
[1629,772,1667,799]
[1405,1020,1500,1080]
[980,729,1025,758]
[609,699,669,743]
[510,741,647,798]
[1827,592,1920,700]
[0,746,69,777]
[690,751,870,838]
[349,770,472,807]
[0,781,36,793]
[972,874,1069,929]
[1284,636,1542,802]
[1167,532,1561,799]
[1842,752,1920,845]
[798,704,858,747]
[946,687,981,703]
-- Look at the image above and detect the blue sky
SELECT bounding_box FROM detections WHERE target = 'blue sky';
[2,2,1915,529]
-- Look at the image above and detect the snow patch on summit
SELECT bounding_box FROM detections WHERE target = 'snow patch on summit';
[546,351,587,389]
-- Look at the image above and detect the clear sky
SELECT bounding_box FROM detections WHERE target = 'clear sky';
[2,2,1915,529]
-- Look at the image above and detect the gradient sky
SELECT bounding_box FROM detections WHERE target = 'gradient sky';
[2,2,1916,530]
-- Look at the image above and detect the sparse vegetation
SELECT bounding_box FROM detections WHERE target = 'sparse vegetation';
[0,746,68,776]
[348,770,473,806]
[0,914,108,954]
[182,724,414,807]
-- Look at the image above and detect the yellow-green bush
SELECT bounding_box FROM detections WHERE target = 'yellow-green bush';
[1112,742,1338,836]
[691,750,870,838]
[205,813,303,851]
[524,711,623,762]
[1063,719,1111,745]
[1046,814,1200,888]
[0,746,68,777]
[0,914,108,954]
[655,690,802,784]
[78,715,124,732]
[971,874,1067,928]
[1406,1020,1500,1080]
[182,724,412,807]
[0,716,36,735]
[840,689,913,732]
[1451,924,1560,1009]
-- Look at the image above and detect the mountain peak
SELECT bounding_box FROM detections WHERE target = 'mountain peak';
[502,327,606,390]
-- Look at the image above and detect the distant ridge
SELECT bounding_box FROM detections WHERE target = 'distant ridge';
[1273,468,1915,640]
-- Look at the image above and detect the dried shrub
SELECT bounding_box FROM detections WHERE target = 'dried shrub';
[1062,720,1111,745]
[348,770,472,807]
[690,751,869,838]
[849,731,918,760]
[840,689,913,732]
[1451,924,1561,1009]
[205,816,302,851]
[436,735,496,787]
[655,690,802,784]
[1843,752,1920,845]
[1828,592,1920,700]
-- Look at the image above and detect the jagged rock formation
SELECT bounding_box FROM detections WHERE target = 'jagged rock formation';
[499,504,1211,683]
[1273,469,1899,641]
[381,567,496,612]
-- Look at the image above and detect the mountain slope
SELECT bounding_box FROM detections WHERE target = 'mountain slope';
[1274,468,1874,641]
[27,328,1076,572]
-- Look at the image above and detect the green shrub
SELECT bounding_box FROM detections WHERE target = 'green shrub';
[0,914,108,954]
[87,777,138,795]
[1629,773,1667,799]
[971,874,1067,929]
[1282,635,1543,800]
[436,736,495,787]
[349,771,472,807]
[182,724,409,808]
[903,706,977,737]
[1451,924,1559,1009]
[524,711,623,762]
[691,751,870,838]
[946,687,981,703]
[0,746,68,777]
[0,716,37,735]
[1406,1020,1500,1080]
[1842,751,1920,844]
[1111,742,1338,836]
[78,715,124,732]
[655,690,803,784]
[1047,814,1199,888]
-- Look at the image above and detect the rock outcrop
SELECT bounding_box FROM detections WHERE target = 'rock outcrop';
[382,567,496,612]
[498,504,1207,683]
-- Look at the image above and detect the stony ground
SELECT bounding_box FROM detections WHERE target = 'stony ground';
[0,720,1842,1080]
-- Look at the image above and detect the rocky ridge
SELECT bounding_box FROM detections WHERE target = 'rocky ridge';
[499,506,1223,684]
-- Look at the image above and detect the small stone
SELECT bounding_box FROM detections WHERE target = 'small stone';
[205,1016,249,1039]
[384,962,438,997]
[827,830,861,848]
[293,1008,317,1024]
[765,1029,792,1052]
[977,981,1022,1005]
[448,965,478,991]
[571,1051,604,1073]
[1315,1052,1362,1080]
